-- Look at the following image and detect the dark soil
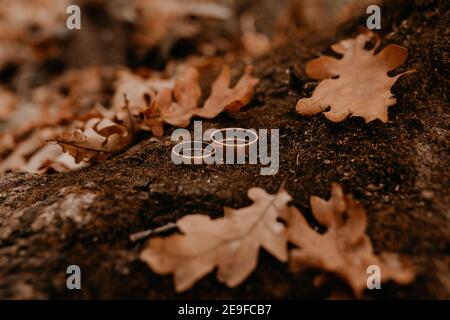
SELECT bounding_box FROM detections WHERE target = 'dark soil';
[0,0,449,299]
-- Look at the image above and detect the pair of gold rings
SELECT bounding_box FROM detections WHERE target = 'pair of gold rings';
[171,128,258,162]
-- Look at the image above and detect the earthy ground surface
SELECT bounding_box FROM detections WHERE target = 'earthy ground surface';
[0,0,449,299]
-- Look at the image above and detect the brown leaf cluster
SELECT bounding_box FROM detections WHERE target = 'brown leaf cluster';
[0,64,258,173]
[112,64,259,137]
[296,32,415,123]
[0,67,114,174]
[140,185,415,295]
[0,0,69,69]
[0,127,83,174]
[0,0,263,175]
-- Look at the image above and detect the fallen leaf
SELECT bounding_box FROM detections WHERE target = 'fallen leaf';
[195,65,260,118]
[24,63,259,168]
[0,87,16,121]
[143,67,201,136]
[56,117,130,164]
[0,67,116,174]
[140,187,291,292]
[0,131,45,174]
[113,69,174,117]
[286,183,415,297]
[114,65,258,137]
[0,127,84,174]
[296,32,415,123]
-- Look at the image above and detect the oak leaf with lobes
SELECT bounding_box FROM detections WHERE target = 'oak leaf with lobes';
[194,65,260,119]
[144,67,201,137]
[296,32,415,123]
[111,65,258,137]
[149,65,259,133]
[140,187,291,292]
[286,184,415,297]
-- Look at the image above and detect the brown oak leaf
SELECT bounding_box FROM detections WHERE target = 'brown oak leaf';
[112,69,174,116]
[296,32,415,123]
[117,65,258,137]
[286,183,415,297]
[140,187,291,292]
[194,65,260,118]
[143,67,201,137]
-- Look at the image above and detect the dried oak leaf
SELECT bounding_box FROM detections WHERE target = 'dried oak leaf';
[56,117,130,164]
[144,67,201,136]
[195,65,260,119]
[0,130,46,173]
[0,87,17,121]
[114,65,258,137]
[140,187,291,292]
[113,69,174,116]
[286,183,415,297]
[296,32,415,123]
